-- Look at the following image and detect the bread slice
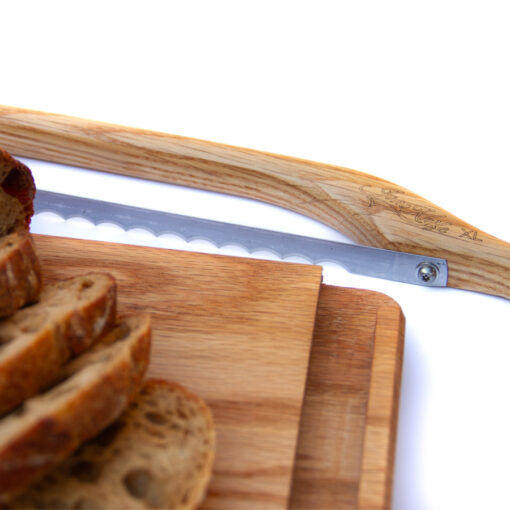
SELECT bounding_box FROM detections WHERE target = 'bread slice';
[10,377,215,510]
[0,150,40,317]
[0,314,151,504]
[0,273,116,416]
[0,231,42,319]
[0,149,36,236]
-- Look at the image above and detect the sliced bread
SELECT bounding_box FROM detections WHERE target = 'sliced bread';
[0,150,40,316]
[11,377,215,510]
[0,313,151,504]
[0,273,116,416]
[0,231,42,319]
[0,149,36,236]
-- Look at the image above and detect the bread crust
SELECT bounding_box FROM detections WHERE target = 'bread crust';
[0,149,38,318]
[0,232,42,318]
[0,273,117,416]
[0,314,151,503]
[0,149,35,234]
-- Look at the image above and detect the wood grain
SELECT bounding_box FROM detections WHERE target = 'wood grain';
[31,234,404,509]
[289,286,404,510]
[32,234,323,510]
[1,105,509,298]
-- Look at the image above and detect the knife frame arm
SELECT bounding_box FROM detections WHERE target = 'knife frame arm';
[1,104,509,299]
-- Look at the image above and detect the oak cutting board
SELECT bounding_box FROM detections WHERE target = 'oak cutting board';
[32,234,404,510]
[33,234,323,510]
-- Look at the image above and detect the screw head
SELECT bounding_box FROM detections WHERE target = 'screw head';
[417,262,439,283]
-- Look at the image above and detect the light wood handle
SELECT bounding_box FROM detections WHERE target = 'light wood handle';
[1,104,509,299]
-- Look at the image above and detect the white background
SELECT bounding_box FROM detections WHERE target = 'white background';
[2,2,510,509]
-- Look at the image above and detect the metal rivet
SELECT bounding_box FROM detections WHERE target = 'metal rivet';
[417,262,439,283]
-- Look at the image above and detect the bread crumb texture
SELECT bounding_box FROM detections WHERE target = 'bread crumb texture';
[10,379,215,510]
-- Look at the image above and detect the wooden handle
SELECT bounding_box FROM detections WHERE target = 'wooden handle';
[1,104,509,299]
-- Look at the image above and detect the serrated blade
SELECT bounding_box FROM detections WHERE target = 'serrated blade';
[33,189,448,287]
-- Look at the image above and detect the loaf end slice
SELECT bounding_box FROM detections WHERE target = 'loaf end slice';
[0,231,42,318]
[0,313,151,504]
[0,273,116,416]
[12,378,216,510]
[0,149,35,235]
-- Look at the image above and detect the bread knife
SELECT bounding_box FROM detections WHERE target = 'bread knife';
[0,105,509,299]
[33,189,448,288]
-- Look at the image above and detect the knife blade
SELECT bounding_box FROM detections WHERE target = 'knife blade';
[34,189,448,288]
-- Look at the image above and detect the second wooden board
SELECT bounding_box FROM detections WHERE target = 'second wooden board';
[290,285,404,510]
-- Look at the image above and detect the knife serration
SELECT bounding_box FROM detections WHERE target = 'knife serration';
[34,189,448,287]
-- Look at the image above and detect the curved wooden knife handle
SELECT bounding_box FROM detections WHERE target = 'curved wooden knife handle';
[1,104,509,299]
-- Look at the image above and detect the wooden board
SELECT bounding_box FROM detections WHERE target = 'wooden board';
[289,286,404,510]
[33,235,323,510]
[32,234,404,510]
